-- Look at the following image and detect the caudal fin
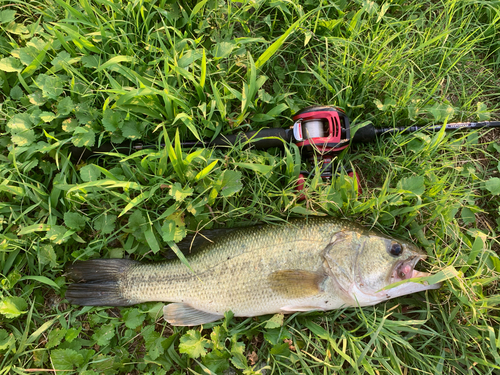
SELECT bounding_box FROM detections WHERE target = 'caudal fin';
[66,259,138,306]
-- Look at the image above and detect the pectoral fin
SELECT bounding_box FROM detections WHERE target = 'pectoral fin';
[269,270,325,299]
[163,303,224,326]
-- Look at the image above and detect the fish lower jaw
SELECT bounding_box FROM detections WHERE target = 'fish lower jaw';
[346,275,441,307]
[346,283,389,307]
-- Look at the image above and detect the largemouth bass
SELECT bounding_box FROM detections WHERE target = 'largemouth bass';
[66,217,440,326]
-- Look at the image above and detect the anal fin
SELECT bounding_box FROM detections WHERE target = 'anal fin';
[163,303,224,326]
[269,270,325,299]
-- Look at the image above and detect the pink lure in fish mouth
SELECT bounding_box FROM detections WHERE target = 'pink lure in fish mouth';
[393,255,429,281]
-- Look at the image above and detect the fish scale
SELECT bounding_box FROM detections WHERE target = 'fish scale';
[66,217,441,326]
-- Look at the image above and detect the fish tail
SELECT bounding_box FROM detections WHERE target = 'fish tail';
[66,259,138,306]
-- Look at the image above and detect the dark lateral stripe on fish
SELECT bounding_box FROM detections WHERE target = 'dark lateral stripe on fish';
[66,259,137,306]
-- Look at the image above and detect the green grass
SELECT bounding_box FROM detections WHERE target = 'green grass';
[0,0,499,373]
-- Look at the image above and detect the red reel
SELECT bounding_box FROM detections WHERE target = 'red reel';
[292,106,351,154]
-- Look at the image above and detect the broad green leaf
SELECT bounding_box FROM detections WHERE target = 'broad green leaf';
[212,41,235,60]
[230,340,248,370]
[102,109,124,132]
[179,330,211,358]
[161,220,186,243]
[0,57,22,72]
[122,308,145,329]
[80,164,101,182]
[235,162,274,174]
[266,102,288,117]
[0,10,16,24]
[142,325,165,360]
[219,170,243,197]
[7,113,32,133]
[258,89,273,103]
[397,175,425,196]
[128,210,145,231]
[93,214,116,234]
[39,111,57,122]
[271,342,290,356]
[92,324,116,346]
[44,225,70,244]
[22,42,49,78]
[377,2,390,22]
[64,212,88,230]
[362,0,379,15]
[303,29,313,46]
[461,207,476,225]
[65,327,81,343]
[12,129,36,146]
[39,244,57,268]
[72,126,96,147]
[6,21,29,35]
[484,178,500,195]
[169,182,194,202]
[62,118,79,133]
[476,102,490,121]
[57,96,74,116]
[0,296,28,318]
[122,120,146,140]
[374,97,396,112]
[264,327,291,346]
[426,103,455,122]
[264,313,284,329]
[51,51,72,70]
[0,329,15,351]
[18,223,50,235]
[35,74,64,99]
[29,90,47,106]
[178,49,203,68]
[10,85,23,99]
[202,350,231,374]
[46,328,66,349]
[81,55,99,68]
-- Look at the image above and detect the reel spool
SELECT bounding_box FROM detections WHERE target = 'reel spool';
[292,106,351,153]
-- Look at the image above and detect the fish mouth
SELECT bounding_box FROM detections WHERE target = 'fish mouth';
[392,255,429,281]
[383,254,441,298]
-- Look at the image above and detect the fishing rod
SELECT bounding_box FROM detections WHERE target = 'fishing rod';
[71,106,500,160]
[70,106,500,196]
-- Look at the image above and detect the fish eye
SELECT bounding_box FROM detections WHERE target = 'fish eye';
[389,243,403,257]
